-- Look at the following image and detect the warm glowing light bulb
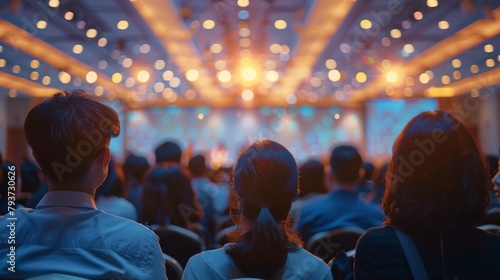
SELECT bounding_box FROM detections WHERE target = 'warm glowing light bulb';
[242,67,257,81]
[486,58,495,68]
[12,65,20,73]
[215,60,226,70]
[484,44,494,53]
[48,0,59,8]
[97,38,107,47]
[237,0,249,7]
[360,19,372,29]
[427,0,438,8]
[86,28,97,38]
[185,69,199,82]
[328,70,341,82]
[73,44,83,54]
[241,89,254,101]
[112,73,122,83]
[210,43,223,53]
[203,20,215,29]
[390,29,401,39]
[266,70,279,82]
[137,70,150,83]
[30,60,40,69]
[419,73,430,84]
[470,64,479,73]
[386,71,398,83]
[117,20,129,30]
[59,71,71,84]
[325,59,337,69]
[403,44,414,54]
[154,60,165,70]
[163,70,174,81]
[42,76,51,85]
[441,75,450,85]
[438,21,449,30]
[122,58,133,68]
[414,11,423,20]
[274,20,287,29]
[37,20,47,29]
[356,72,367,83]
[217,70,231,83]
[86,71,97,83]
[65,11,74,20]
[30,71,39,80]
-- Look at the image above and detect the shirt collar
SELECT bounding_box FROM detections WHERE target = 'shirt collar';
[36,191,97,210]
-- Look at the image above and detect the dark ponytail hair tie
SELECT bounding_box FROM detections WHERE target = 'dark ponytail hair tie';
[260,204,270,210]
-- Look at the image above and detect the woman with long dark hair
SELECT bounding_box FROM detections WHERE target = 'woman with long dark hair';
[183,139,331,279]
[141,165,201,228]
[355,111,500,279]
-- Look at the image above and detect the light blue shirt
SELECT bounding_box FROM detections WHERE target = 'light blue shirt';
[0,191,166,279]
[182,243,332,280]
[191,178,230,215]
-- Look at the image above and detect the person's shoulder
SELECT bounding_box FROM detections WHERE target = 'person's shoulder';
[95,210,155,237]
[0,207,33,223]
[300,193,330,210]
[194,247,228,261]
[358,226,396,245]
[284,248,331,279]
[288,247,327,263]
[114,197,136,209]
[187,246,233,272]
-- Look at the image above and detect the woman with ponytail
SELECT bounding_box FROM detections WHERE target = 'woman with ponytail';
[183,139,331,279]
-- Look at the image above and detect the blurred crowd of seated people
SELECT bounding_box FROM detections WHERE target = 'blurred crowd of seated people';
[0,90,499,279]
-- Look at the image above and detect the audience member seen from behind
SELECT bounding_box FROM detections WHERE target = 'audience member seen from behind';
[188,154,230,244]
[482,149,500,225]
[357,162,374,196]
[141,141,202,229]
[0,90,165,279]
[492,150,500,205]
[487,154,500,208]
[295,145,384,242]
[20,158,41,194]
[95,157,137,221]
[123,153,150,218]
[290,159,326,220]
[355,111,500,279]
[183,140,332,280]
[363,163,389,204]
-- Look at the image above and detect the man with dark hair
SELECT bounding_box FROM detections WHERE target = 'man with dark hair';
[155,140,182,164]
[0,91,165,279]
[143,140,202,229]
[295,145,383,242]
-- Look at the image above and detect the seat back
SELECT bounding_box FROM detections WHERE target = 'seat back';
[305,227,365,263]
[25,274,88,280]
[214,214,234,234]
[214,225,239,247]
[163,253,184,280]
[477,224,500,234]
[151,224,206,267]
